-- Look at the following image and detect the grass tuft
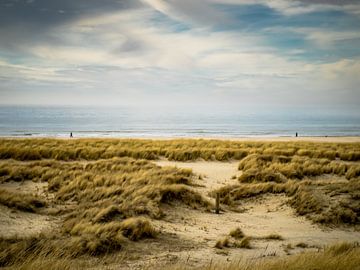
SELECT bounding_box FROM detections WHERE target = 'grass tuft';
[261,234,284,240]
[119,217,156,241]
[233,236,252,249]
[229,227,245,239]
[0,189,46,212]
[215,237,230,249]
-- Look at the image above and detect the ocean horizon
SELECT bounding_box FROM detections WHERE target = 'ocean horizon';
[0,105,359,138]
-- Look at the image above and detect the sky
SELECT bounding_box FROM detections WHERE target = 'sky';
[0,0,360,112]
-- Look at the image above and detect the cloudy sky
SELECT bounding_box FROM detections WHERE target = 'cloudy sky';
[0,0,360,112]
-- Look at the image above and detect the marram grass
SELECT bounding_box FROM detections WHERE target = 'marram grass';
[170,242,360,270]
[0,138,359,161]
[0,157,211,267]
[0,138,359,269]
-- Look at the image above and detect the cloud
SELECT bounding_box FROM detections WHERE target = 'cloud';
[0,0,359,110]
[265,26,360,48]
[208,0,360,16]
[0,0,142,56]
[141,0,229,26]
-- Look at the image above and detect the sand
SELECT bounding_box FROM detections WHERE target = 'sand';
[133,160,360,269]
[67,159,357,269]
[0,181,59,238]
[4,136,360,143]
[1,157,360,269]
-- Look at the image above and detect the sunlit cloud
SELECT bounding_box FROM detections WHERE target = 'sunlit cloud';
[0,0,359,110]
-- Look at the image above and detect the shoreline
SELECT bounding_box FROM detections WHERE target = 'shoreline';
[1,135,360,143]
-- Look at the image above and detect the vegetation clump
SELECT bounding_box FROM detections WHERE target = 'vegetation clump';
[215,237,230,249]
[0,156,210,267]
[197,242,360,270]
[0,139,359,268]
[0,189,45,212]
[0,138,359,162]
[229,227,245,239]
[234,236,252,249]
[261,234,284,240]
[211,144,360,225]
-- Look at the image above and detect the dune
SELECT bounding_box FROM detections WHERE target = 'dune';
[0,138,359,269]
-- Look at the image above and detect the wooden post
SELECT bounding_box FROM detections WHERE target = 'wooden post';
[215,193,220,214]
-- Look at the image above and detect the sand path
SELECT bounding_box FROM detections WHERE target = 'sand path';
[155,160,241,197]
[1,160,359,269]
[138,160,360,269]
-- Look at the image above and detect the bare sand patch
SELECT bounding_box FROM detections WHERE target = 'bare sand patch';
[0,205,58,238]
[141,160,360,269]
[155,160,240,196]
[0,181,59,238]
[0,181,50,198]
[1,159,359,269]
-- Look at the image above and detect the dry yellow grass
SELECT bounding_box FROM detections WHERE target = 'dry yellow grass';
[171,242,360,270]
[211,148,360,225]
[227,228,282,248]
[238,154,355,180]
[0,138,359,162]
[4,242,359,270]
[212,178,359,225]
[214,237,230,249]
[262,234,283,240]
[0,138,359,269]
[0,188,45,212]
[229,227,245,239]
[0,157,211,267]
[233,236,252,249]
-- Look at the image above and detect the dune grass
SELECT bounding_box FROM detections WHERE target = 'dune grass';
[227,228,282,249]
[172,242,360,270]
[229,227,245,239]
[0,138,359,162]
[215,237,230,249]
[210,147,360,225]
[4,242,358,270]
[237,154,357,181]
[212,178,359,225]
[0,138,359,268]
[233,237,252,249]
[0,156,211,267]
[0,188,46,212]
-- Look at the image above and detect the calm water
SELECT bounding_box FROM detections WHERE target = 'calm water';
[0,106,359,138]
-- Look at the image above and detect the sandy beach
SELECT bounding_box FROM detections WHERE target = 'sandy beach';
[3,135,360,143]
[0,138,359,269]
[2,1,360,268]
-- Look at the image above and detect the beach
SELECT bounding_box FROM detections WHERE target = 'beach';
[3,135,360,143]
[0,137,359,269]
[2,0,360,268]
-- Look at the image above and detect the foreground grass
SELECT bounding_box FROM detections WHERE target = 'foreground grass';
[6,242,360,270]
[171,242,360,270]
[0,139,359,268]
[0,157,211,267]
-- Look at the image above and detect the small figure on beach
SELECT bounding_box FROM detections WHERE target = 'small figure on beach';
[70,132,73,138]
[296,132,298,137]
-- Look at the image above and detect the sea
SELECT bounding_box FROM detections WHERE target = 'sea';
[0,106,359,138]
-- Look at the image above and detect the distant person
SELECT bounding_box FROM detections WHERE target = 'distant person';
[296,132,298,137]
[70,132,73,138]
